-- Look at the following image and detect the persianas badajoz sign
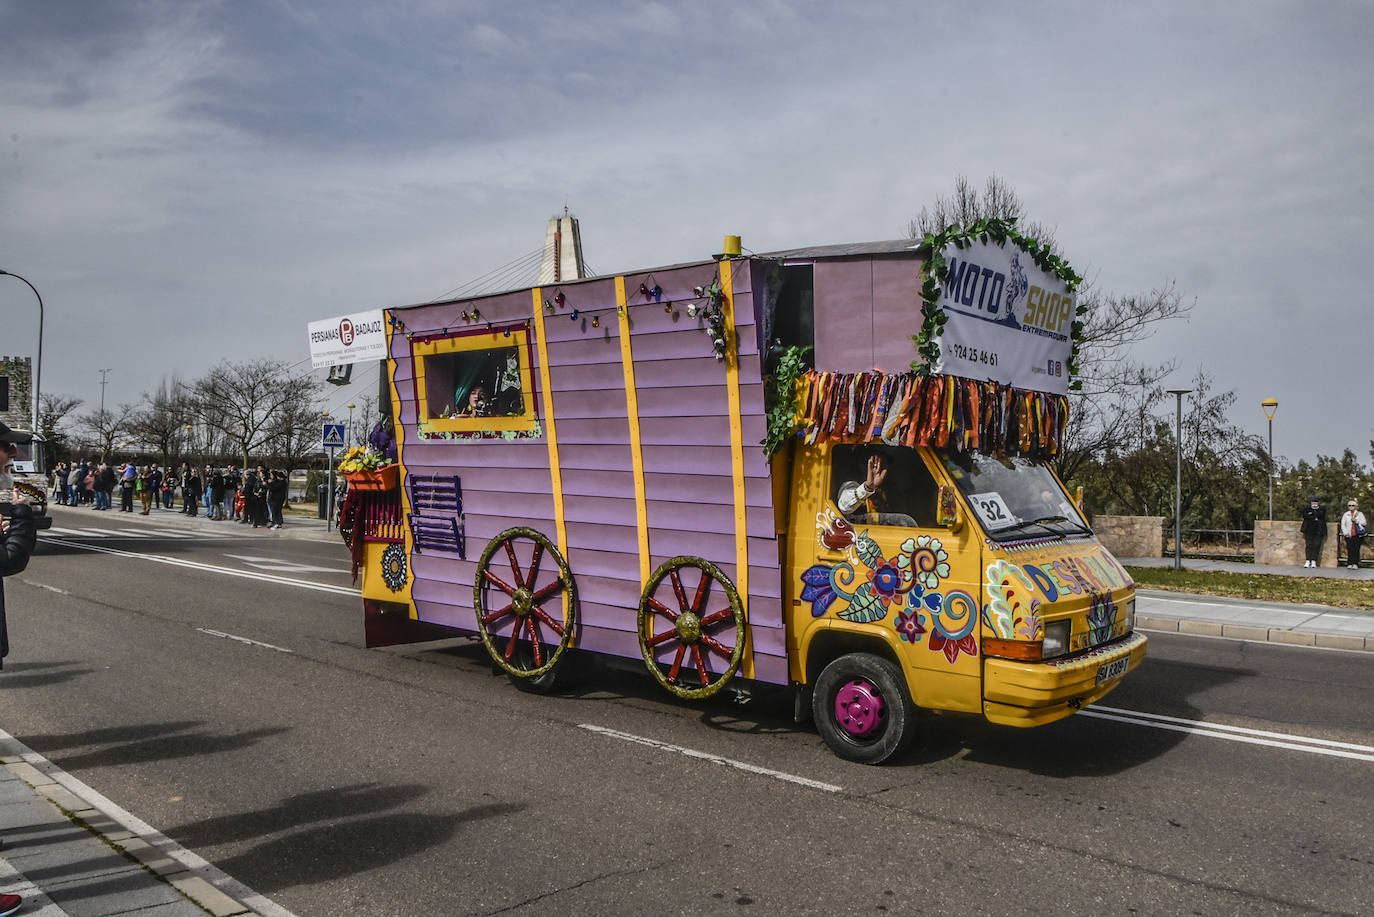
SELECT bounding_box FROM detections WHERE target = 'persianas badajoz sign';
[307,309,388,368]
[932,240,1075,395]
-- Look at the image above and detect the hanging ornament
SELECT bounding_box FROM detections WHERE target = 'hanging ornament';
[664,302,674,313]
[554,292,565,307]
[544,299,555,314]
[570,309,579,321]
[591,315,600,327]
[471,308,482,321]
[460,312,469,322]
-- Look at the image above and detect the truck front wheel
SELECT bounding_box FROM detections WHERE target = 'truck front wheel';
[812,653,917,765]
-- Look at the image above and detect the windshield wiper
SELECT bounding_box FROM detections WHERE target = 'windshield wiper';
[993,515,1084,538]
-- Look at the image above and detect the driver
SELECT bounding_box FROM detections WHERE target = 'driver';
[837,453,916,527]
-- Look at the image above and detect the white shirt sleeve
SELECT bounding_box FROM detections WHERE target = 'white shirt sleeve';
[837,481,873,514]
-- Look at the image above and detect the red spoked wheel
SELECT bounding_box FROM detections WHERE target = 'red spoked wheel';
[474,527,576,681]
[637,556,745,700]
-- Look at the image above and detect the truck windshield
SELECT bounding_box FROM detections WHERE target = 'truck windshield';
[939,451,1089,541]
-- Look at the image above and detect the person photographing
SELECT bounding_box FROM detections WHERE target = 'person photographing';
[1,423,38,917]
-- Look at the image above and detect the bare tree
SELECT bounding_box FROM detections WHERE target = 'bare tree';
[126,376,193,468]
[262,382,326,474]
[908,174,1059,252]
[74,405,132,462]
[187,359,321,472]
[37,392,83,466]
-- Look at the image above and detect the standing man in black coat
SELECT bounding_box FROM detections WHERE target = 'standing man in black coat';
[0,423,37,916]
[1300,496,1327,568]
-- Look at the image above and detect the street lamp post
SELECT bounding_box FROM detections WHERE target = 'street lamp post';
[347,402,356,447]
[0,269,45,434]
[1261,398,1278,521]
[1168,389,1192,571]
[322,411,334,532]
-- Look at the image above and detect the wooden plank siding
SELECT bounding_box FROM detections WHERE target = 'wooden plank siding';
[385,258,786,684]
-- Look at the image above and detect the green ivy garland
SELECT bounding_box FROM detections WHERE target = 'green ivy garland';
[911,217,1086,390]
[762,344,813,456]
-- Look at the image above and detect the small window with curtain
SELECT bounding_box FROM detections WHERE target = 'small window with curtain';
[412,325,538,434]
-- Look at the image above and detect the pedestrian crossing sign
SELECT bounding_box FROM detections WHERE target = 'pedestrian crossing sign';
[322,423,346,449]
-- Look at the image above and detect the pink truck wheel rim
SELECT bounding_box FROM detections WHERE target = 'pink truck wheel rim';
[833,678,887,739]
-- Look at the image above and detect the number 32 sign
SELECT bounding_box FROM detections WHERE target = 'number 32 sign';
[970,491,1016,531]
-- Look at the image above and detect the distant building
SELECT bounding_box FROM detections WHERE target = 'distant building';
[537,209,588,284]
[0,355,32,431]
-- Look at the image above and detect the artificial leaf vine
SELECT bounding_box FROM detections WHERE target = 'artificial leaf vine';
[762,344,813,456]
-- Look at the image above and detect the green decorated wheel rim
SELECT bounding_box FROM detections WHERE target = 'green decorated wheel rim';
[474,527,576,679]
[637,556,746,700]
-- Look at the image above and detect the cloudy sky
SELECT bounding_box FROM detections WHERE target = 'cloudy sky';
[1,0,1368,464]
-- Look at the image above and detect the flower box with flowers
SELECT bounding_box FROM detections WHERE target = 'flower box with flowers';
[338,447,399,491]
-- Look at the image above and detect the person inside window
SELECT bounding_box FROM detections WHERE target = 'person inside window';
[837,452,917,527]
[456,384,490,418]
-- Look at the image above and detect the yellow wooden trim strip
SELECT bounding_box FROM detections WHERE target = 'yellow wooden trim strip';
[616,276,651,586]
[719,259,752,678]
[382,310,419,618]
[531,288,568,557]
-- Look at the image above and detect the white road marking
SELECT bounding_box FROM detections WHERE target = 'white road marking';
[221,553,349,574]
[196,628,294,653]
[24,580,69,595]
[41,535,357,596]
[579,724,843,793]
[1084,705,1374,763]
[0,726,300,917]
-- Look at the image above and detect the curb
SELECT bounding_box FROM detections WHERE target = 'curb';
[1137,613,1374,652]
[1,729,296,917]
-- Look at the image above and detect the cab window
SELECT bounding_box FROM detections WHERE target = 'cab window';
[830,444,940,528]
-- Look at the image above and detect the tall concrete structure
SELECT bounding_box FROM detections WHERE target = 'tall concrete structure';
[0,355,32,431]
[537,209,588,284]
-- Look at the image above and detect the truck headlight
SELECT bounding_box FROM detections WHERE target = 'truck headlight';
[1124,597,1136,633]
[1042,620,1070,659]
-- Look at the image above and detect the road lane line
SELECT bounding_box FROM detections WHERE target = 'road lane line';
[1081,709,1374,763]
[1093,705,1374,753]
[42,535,357,596]
[24,580,69,595]
[579,724,842,793]
[196,628,294,653]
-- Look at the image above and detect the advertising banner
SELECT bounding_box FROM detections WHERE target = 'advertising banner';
[932,240,1074,395]
[307,309,388,369]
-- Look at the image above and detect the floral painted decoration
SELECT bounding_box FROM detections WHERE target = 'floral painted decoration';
[381,542,409,592]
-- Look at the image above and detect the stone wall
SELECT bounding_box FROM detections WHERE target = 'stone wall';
[1254,520,1339,567]
[1092,515,1164,558]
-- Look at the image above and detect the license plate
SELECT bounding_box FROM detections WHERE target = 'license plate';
[1096,657,1129,684]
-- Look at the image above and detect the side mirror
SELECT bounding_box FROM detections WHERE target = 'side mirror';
[1075,485,1085,515]
[937,484,963,532]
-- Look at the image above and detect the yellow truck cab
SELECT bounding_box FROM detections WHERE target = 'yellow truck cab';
[785,438,1144,762]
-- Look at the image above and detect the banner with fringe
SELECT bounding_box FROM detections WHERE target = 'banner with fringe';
[794,370,1068,457]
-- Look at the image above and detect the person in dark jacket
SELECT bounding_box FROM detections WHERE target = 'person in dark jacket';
[0,426,37,917]
[1300,496,1327,568]
[180,462,201,516]
[96,462,117,510]
[267,469,288,529]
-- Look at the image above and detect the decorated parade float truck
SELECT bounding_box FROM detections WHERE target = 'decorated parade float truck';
[339,224,1146,764]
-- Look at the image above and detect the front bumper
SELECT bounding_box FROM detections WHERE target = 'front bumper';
[983,632,1148,727]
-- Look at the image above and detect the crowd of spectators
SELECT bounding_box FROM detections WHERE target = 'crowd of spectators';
[49,459,293,529]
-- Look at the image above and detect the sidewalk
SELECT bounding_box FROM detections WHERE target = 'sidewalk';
[1,731,277,917]
[44,502,340,545]
[1121,556,1374,652]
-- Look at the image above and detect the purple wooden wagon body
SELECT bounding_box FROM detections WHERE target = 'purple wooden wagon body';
[376,241,922,688]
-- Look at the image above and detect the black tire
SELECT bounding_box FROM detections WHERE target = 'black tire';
[811,652,917,765]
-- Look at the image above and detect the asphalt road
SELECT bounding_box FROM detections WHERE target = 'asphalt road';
[3,509,1372,916]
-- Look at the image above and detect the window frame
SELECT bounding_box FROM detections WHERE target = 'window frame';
[411,324,539,434]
